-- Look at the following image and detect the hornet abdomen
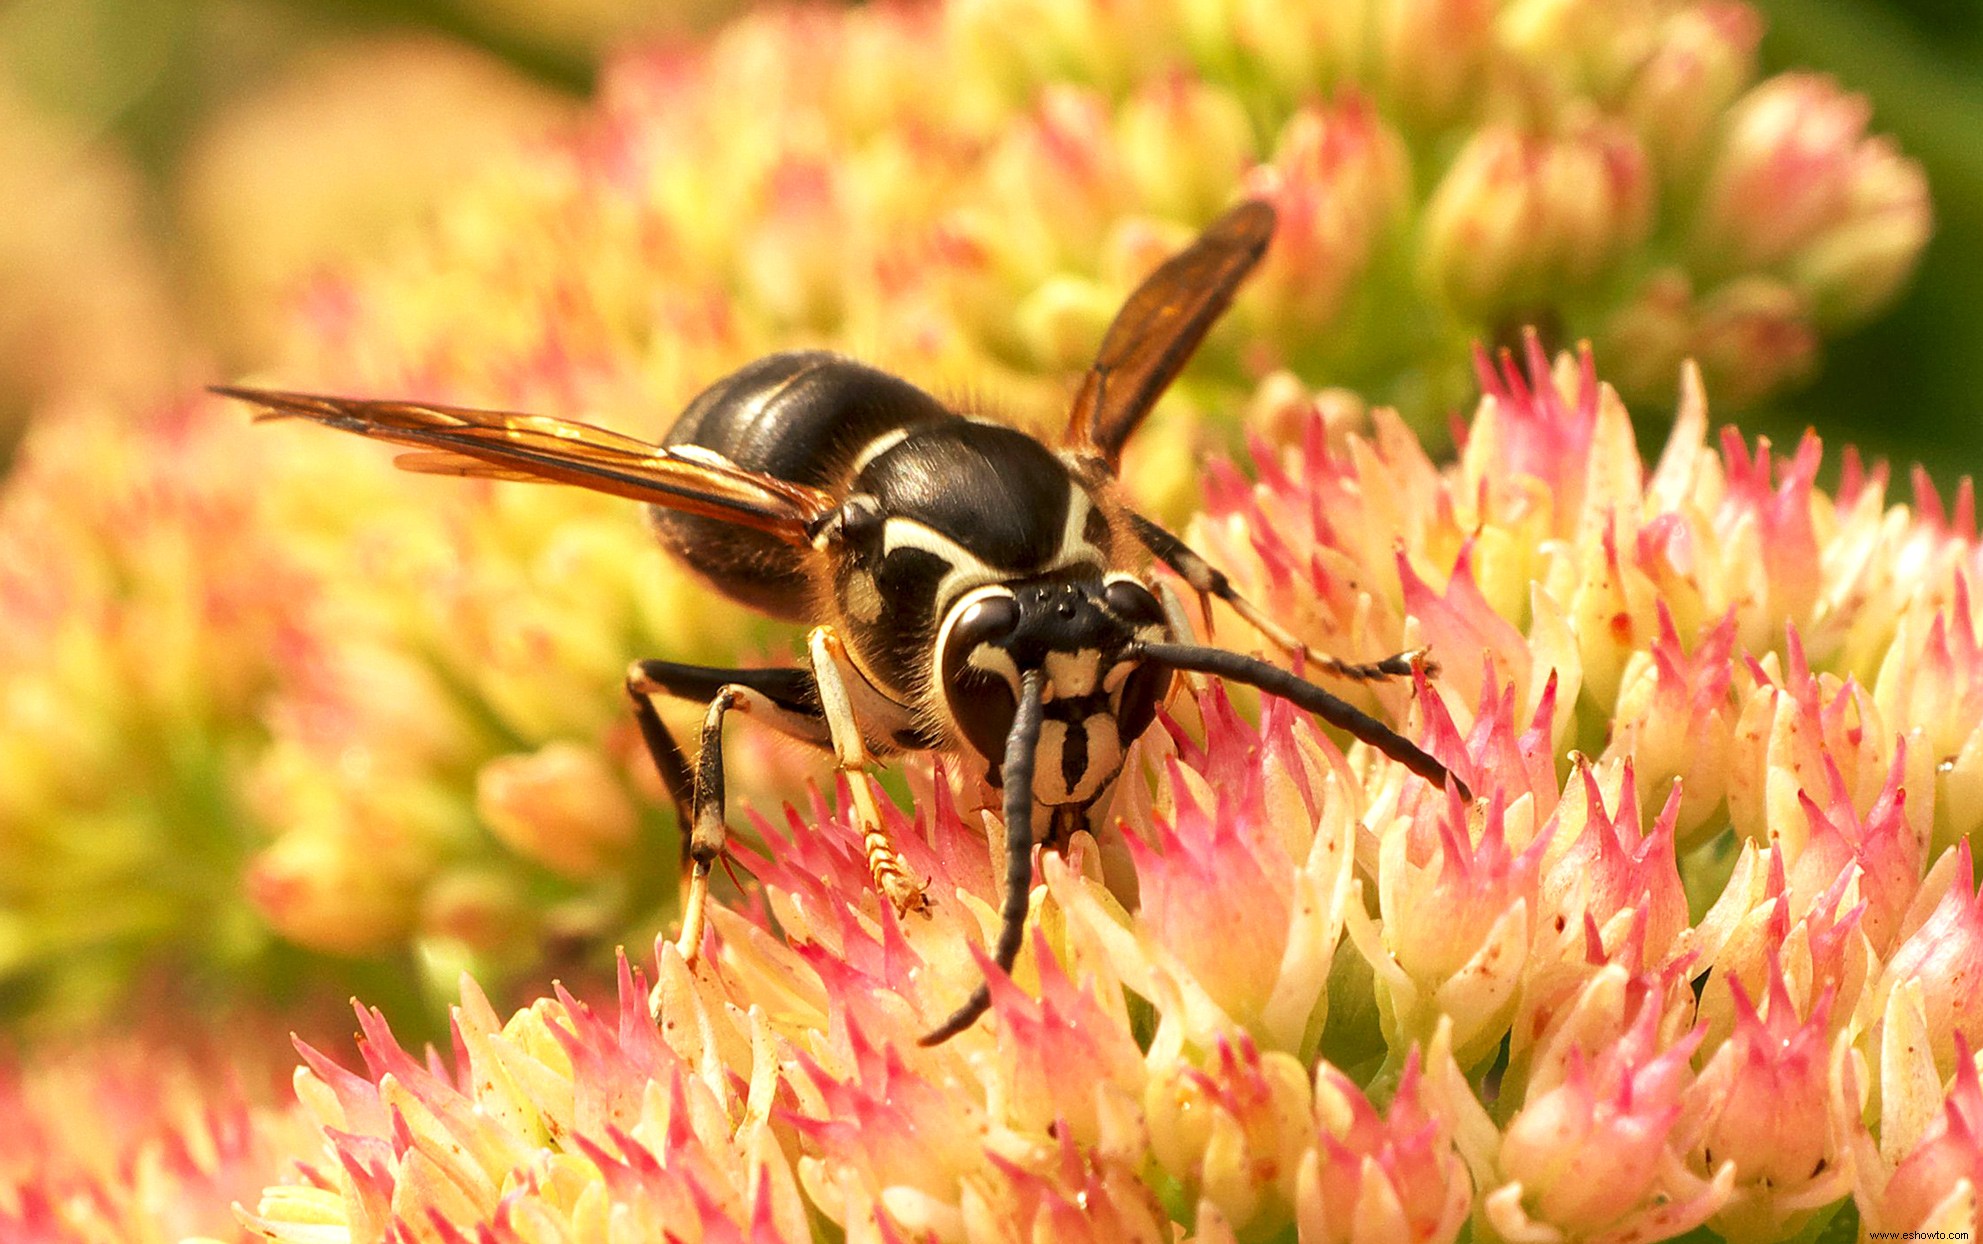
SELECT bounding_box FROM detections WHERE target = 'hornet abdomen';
[652,350,953,617]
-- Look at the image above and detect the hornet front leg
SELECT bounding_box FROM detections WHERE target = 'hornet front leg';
[806,626,930,919]
[625,660,830,965]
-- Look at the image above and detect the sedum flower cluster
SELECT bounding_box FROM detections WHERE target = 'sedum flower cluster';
[0,0,1934,1030]
[0,1031,309,1242]
[231,347,1983,1242]
[0,2,1961,1236]
[290,0,1936,425]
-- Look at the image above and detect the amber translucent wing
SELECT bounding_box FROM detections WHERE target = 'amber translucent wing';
[214,386,837,544]
[1063,199,1277,473]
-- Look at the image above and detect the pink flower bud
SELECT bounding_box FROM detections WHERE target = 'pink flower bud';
[1606,605,1739,847]
[1697,853,1870,1053]
[797,1023,995,1215]
[985,86,1128,276]
[1692,73,1930,328]
[1789,744,1925,954]
[1244,95,1412,339]
[1352,787,1547,1064]
[1191,400,1445,693]
[976,1135,1173,1244]
[1689,276,1821,407]
[476,740,638,881]
[1299,1054,1473,1244]
[1117,74,1257,224]
[1146,1035,1312,1232]
[989,942,1145,1147]
[1875,571,1983,854]
[1463,334,1643,545]
[1377,0,1495,130]
[1728,627,1921,857]
[1694,74,1875,271]
[1789,139,1932,329]
[1072,689,1361,1049]
[1492,1000,1727,1241]
[244,747,449,955]
[1873,841,1983,1076]
[1397,544,1534,718]
[1871,1036,1983,1235]
[1686,968,1849,1242]
[1421,119,1653,320]
[1538,761,1690,964]
[1625,4,1763,176]
[1509,945,1699,1113]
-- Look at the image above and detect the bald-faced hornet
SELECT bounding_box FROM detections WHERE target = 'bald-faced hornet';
[216,199,1466,1044]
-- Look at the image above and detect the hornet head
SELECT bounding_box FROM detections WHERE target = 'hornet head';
[931,571,1173,823]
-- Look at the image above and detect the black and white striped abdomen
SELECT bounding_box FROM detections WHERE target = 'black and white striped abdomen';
[650,351,954,618]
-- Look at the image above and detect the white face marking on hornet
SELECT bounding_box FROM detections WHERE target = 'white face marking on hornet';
[1043,649,1101,698]
[937,584,1021,688]
[882,518,1006,614]
[841,568,884,624]
[1033,715,1123,806]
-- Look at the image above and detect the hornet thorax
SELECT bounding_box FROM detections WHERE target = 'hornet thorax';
[815,420,1172,824]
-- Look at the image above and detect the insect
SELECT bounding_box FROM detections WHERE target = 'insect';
[214,199,1467,1045]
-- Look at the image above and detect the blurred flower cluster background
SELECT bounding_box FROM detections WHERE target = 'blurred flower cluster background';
[3,0,1980,462]
[3,0,1983,1238]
